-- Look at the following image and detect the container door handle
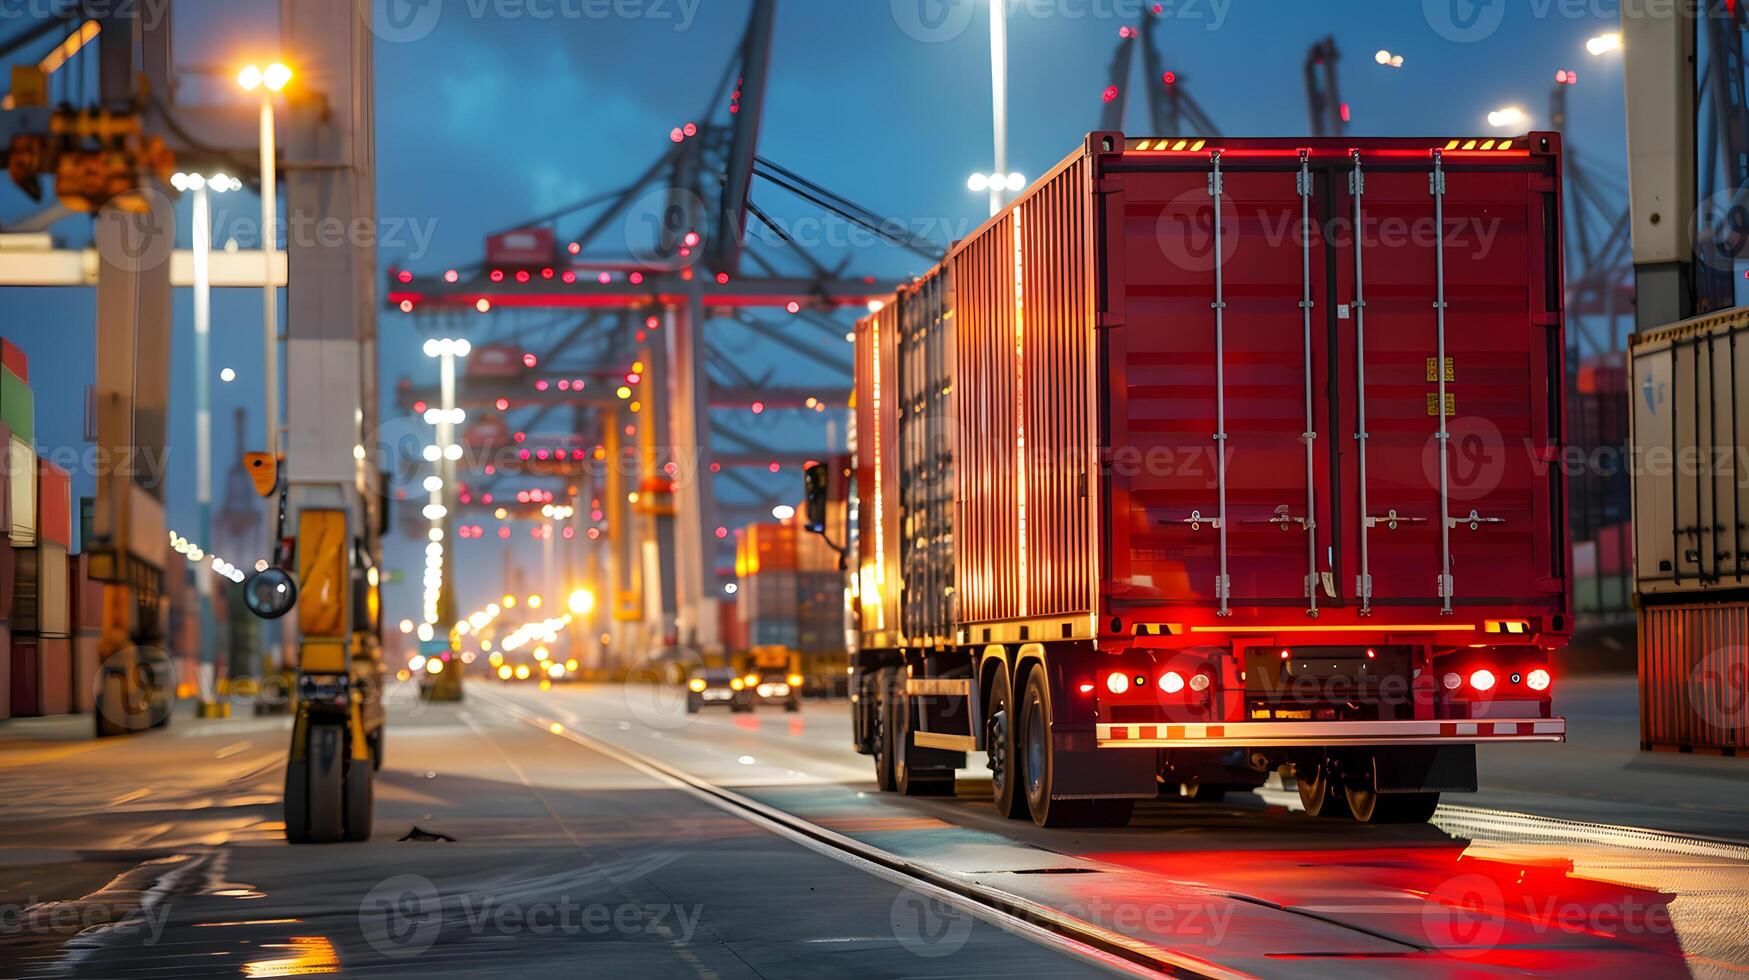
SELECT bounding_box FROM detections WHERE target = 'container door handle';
[1364,508,1426,531]
[1447,509,1504,531]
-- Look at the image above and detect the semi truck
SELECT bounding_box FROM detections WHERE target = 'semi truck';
[804,131,1571,827]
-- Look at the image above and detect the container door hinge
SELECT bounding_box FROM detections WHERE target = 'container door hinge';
[1355,574,1374,605]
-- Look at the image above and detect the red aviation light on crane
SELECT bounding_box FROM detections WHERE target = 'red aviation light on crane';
[489,269,505,282]
[561,271,577,284]
[1161,70,1177,85]
[646,316,660,330]
[683,122,698,137]
[1555,69,1578,84]
[1340,103,1352,122]
[669,128,684,143]
[444,269,459,283]
[1118,25,1135,38]
[683,231,701,248]
[522,352,538,368]
[397,269,413,283]
[629,272,644,285]
[1102,85,1120,103]
[514,270,530,283]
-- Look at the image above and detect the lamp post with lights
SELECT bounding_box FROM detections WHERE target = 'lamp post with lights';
[421,339,470,637]
[236,61,291,459]
[170,170,242,683]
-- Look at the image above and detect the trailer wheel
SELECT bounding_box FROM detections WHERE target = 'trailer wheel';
[984,669,1027,819]
[366,727,385,771]
[1344,784,1440,824]
[895,681,954,797]
[1019,668,1130,828]
[872,668,897,792]
[1296,764,1351,819]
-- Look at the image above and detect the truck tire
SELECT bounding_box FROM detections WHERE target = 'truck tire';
[1019,668,1131,828]
[895,681,954,797]
[344,750,374,841]
[872,668,897,792]
[367,727,385,771]
[1296,764,1351,819]
[985,668,1027,819]
[292,722,347,844]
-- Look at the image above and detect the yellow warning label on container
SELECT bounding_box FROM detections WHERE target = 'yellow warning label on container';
[1425,357,1455,383]
[1426,393,1457,417]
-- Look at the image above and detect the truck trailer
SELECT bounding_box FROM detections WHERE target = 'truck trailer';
[806,131,1571,827]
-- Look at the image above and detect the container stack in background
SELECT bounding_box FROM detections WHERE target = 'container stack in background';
[0,338,103,723]
[1568,354,1635,659]
[732,520,849,696]
[1629,311,1749,756]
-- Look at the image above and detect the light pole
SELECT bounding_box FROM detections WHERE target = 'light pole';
[237,62,291,458]
[170,170,241,690]
[422,338,469,633]
[988,0,1007,217]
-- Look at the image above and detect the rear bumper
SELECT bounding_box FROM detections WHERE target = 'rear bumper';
[1095,717,1566,748]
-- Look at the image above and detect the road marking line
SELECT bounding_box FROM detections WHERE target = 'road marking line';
[476,686,1241,980]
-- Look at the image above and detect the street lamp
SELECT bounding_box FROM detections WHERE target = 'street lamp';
[968,172,1026,195]
[237,62,291,460]
[170,170,241,697]
[421,338,470,627]
[1486,105,1528,129]
[1586,32,1622,56]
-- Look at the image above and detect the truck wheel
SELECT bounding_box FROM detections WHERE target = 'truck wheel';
[1345,784,1440,824]
[95,671,131,738]
[686,695,701,714]
[344,751,374,841]
[895,681,954,797]
[1296,765,1351,819]
[290,721,347,844]
[872,668,897,792]
[1019,668,1129,828]
[985,669,1027,819]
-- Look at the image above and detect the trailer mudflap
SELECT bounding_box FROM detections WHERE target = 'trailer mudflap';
[1373,745,1477,794]
[1096,717,1565,748]
[1048,722,1158,799]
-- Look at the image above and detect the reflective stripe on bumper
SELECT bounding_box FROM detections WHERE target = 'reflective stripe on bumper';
[1095,717,1566,748]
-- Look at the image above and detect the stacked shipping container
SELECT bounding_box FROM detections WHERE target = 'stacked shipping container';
[0,339,102,722]
[1629,309,1749,754]
[733,522,846,688]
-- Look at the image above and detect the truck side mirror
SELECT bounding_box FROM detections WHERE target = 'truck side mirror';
[802,461,828,533]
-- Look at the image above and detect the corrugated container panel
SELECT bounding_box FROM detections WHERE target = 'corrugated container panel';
[0,366,32,446]
[1018,157,1094,618]
[0,622,9,719]
[952,213,1020,624]
[1638,601,1749,752]
[9,637,38,716]
[898,270,957,643]
[854,303,902,642]
[10,545,37,634]
[37,459,70,548]
[4,430,34,548]
[36,543,68,637]
[36,635,70,715]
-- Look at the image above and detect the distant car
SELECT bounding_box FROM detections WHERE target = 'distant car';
[745,669,802,712]
[687,667,754,714]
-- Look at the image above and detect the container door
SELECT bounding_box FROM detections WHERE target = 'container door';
[1112,158,1337,610]
[1328,154,1559,611]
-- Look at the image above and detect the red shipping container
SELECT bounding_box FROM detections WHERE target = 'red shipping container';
[1639,600,1749,753]
[68,553,98,628]
[857,132,1569,640]
[36,458,70,548]
[10,636,38,716]
[1596,522,1632,576]
[36,635,70,715]
[0,338,25,384]
[0,621,8,719]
